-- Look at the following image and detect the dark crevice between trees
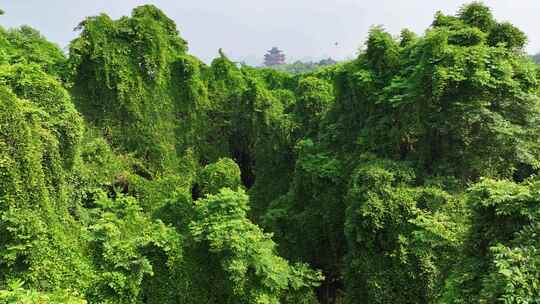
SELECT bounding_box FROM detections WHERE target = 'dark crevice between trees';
[232,148,255,189]
[191,183,201,201]
[317,274,345,304]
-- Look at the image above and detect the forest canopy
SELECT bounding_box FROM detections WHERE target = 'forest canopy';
[1,2,540,304]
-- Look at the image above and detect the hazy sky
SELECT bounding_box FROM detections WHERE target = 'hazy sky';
[1,0,539,65]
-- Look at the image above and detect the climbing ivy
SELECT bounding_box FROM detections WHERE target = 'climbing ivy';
[2,2,540,304]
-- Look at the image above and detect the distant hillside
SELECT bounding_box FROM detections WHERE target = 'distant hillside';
[266,58,337,74]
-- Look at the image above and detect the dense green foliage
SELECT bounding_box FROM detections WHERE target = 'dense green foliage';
[1,2,540,304]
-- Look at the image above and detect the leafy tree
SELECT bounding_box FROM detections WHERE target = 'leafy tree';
[0,25,67,77]
[0,64,83,168]
[84,192,180,304]
[198,158,242,196]
[487,22,527,49]
[444,178,540,303]
[69,5,193,172]
[293,76,334,137]
[0,67,88,293]
[191,188,322,304]
[457,1,495,32]
[329,2,540,180]
[263,139,345,303]
[344,157,466,303]
[0,280,85,304]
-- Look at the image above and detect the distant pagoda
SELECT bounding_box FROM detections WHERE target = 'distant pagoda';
[264,47,286,66]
